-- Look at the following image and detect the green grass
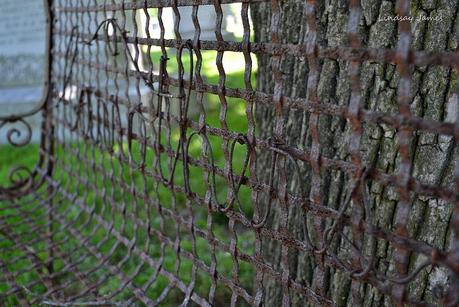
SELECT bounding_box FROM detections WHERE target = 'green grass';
[0,141,255,305]
[0,50,258,305]
[0,145,39,185]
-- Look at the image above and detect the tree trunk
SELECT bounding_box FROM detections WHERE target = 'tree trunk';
[251,1,458,306]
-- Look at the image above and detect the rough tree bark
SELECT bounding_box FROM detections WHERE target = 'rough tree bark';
[251,0,458,306]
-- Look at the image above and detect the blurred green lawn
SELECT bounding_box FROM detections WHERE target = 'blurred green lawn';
[0,49,258,305]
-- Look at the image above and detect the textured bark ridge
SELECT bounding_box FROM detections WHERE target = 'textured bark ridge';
[251,0,458,305]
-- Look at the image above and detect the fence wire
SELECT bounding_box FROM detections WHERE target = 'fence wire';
[1,0,459,306]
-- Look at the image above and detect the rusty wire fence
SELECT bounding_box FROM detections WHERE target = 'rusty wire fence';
[1,0,459,306]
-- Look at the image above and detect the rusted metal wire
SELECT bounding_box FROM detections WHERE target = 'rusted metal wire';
[1,0,459,306]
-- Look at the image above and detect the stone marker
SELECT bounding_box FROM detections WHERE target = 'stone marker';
[0,0,46,143]
[161,5,233,40]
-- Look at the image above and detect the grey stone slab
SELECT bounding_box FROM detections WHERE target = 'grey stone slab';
[0,1,46,144]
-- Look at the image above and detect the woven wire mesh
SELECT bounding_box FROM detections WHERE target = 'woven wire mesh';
[1,0,459,306]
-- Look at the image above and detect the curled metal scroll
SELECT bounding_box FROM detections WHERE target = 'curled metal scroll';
[0,0,53,197]
[0,116,39,195]
[0,118,33,147]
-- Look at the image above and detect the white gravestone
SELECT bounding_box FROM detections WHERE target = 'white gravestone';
[164,6,233,40]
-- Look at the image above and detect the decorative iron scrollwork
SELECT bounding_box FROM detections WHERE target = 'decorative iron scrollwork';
[0,0,52,198]
[0,117,37,196]
[0,117,33,147]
